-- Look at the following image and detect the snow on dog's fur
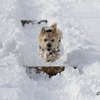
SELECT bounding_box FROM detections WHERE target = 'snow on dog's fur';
[38,23,63,62]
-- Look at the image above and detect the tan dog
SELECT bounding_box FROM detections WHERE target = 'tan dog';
[38,23,63,62]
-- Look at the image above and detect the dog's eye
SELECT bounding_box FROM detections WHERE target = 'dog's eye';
[51,39,54,42]
[44,39,47,42]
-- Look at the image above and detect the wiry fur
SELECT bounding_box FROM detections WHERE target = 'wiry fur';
[38,23,63,62]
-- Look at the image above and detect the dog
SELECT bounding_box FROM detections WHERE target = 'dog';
[38,23,63,63]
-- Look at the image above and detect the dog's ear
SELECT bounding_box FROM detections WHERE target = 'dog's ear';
[51,23,57,28]
[41,27,46,33]
[52,27,56,33]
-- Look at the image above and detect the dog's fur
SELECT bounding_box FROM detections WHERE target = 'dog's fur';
[38,23,63,62]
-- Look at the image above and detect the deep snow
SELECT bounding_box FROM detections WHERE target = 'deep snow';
[0,0,100,100]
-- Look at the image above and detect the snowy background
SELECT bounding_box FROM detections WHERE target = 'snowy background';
[0,0,100,100]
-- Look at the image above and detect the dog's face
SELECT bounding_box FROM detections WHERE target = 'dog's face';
[38,27,59,52]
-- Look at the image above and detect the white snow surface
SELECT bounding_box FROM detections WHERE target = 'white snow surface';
[0,0,100,100]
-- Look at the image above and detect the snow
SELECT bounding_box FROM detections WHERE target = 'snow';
[0,0,100,100]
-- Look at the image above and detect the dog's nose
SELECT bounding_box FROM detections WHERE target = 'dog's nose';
[47,43,51,47]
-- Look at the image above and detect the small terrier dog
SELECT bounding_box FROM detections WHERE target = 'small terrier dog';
[38,23,63,63]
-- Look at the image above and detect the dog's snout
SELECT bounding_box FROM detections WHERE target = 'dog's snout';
[47,43,52,47]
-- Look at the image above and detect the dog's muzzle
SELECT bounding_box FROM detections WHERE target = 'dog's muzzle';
[47,48,51,51]
[47,43,52,47]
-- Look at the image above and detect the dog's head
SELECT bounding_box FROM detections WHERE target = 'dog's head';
[38,23,59,52]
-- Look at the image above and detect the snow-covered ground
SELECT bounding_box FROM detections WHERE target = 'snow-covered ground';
[0,0,100,100]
